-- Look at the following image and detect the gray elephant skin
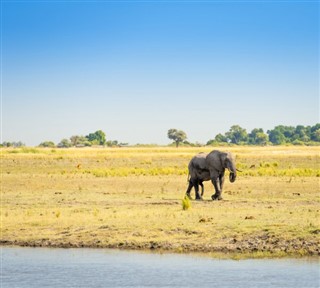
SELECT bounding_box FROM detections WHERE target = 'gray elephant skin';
[186,150,237,200]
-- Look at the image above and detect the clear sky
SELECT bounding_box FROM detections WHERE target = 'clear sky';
[2,0,319,146]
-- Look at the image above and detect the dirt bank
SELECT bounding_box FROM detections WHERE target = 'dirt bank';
[1,233,319,258]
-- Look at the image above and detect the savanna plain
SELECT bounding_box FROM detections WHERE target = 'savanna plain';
[1,146,319,258]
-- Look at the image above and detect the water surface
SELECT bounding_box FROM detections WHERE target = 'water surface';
[1,247,319,288]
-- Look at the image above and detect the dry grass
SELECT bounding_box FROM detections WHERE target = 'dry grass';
[1,146,319,258]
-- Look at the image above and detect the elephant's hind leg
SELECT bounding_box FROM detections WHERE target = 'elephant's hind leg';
[189,178,202,200]
[185,180,193,199]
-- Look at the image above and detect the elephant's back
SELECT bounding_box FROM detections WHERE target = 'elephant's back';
[194,152,208,159]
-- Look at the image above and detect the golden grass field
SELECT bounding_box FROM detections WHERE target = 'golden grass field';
[1,146,319,258]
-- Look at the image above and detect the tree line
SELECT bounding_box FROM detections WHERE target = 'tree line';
[168,124,320,147]
[207,124,320,146]
[1,124,319,148]
[40,130,111,148]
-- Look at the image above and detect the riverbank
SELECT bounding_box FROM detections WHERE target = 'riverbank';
[2,146,319,258]
[1,232,319,259]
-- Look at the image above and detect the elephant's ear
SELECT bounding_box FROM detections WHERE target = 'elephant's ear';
[220,152,228,167]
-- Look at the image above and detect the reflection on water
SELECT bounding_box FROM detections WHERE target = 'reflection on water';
[1,247,319,288]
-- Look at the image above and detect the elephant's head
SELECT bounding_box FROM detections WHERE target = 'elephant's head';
[222,152,237,183]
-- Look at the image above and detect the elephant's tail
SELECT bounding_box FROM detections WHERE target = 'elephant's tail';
[187,172,191,183]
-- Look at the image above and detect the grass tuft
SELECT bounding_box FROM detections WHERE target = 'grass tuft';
[182,196,191,210]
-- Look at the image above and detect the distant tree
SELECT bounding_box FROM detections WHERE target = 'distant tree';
[267,129,286,145]
[215,133,228,143]
[167,129,187,147]
[70,135,81,146]
[225,125,248,144]
[2,141,25,147]
[3,142,13,147]
[311,124,320,142]
[267,125,311,144]
[58,139,72,148]
[270,125,296,143]
[106,140,119,147]
[70,135,90,147]
[206,139,215,145]
[207,124,319,146]
[248,128,268,145]
[16,141,25,147]
[206,133,228,145]
[255,132,268,145]
[311,129,320,142]
[86,130,106,146]
[39,141,56,148]
[283,126,296,140]
[293,125,310,142]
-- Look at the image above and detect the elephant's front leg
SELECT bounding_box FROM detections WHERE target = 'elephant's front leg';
[218,174,225,199]
[211,176,222,200]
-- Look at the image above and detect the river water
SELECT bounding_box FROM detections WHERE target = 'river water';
[1,247,319,288]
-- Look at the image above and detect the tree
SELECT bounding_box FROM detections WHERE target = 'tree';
[106,140,119,147]
[248,128,268,145]
[70,135,91,147]
[255,132,268,145]
[267,129,286,145]
[39,141,55,148]
[225,125,248,144]
[2,141,25,147]
[311,129,320,142]
[167,129,187,147]
[270,125,296,143]
[70,135,81,146]
[293,125,310,142]
[311,124,320,142]
[215,133,228,143]
[58,139,72,148]
[86,130,106,146]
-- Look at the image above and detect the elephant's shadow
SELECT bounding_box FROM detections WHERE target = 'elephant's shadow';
[164,198,229,203]
[190,199,230,203]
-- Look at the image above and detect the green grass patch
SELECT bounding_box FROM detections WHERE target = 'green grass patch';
[182,196,191,210]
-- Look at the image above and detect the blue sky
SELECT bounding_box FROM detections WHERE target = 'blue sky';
[2,1,319,146]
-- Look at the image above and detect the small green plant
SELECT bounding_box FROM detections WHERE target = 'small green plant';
[182,195,191,210]
[93,208,99,217]
[55,211,61,218]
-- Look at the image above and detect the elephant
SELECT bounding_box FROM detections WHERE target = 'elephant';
[186,150,237,200]
[185,152,210,199]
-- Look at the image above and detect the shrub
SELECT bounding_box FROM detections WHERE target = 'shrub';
[182,196,191,210]
[39,141,55,148]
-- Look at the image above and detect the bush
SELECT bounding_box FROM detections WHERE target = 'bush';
[182,196,191,210]
[39,141,55,148]
[292,139,305,146]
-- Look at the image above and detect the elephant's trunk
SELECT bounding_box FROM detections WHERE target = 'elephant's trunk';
[229,172,236,183]
[228,162,237,183]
